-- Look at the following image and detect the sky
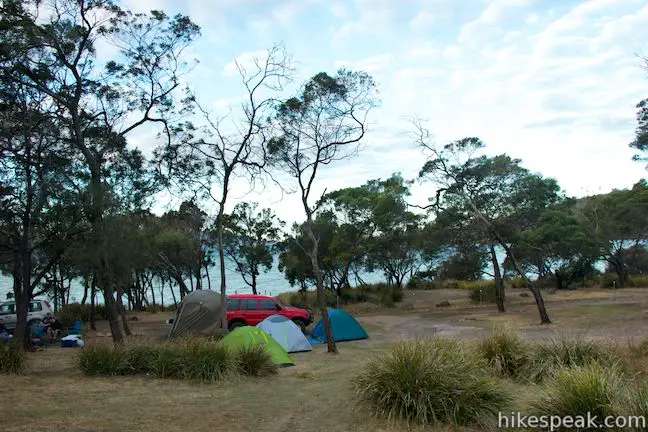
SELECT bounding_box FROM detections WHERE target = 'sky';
[118,0,648,227]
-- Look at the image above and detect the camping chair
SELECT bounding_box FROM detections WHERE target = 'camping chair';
[65,320,83,336]
[30,325,47,347]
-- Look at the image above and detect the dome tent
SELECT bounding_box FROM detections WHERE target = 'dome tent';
[309,308,368,344]
[219,326,294,366]
[167,290,224,340]
[256,315,312,353]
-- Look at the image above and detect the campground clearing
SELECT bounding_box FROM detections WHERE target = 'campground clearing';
[2,287,648,432]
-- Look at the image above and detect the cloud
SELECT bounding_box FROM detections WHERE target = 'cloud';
[222,50,271,77]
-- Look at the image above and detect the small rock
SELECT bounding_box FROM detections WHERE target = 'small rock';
[436,300,451,308]
[519,292,530,298]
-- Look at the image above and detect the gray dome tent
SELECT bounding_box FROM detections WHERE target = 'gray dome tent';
[167,290,224,340]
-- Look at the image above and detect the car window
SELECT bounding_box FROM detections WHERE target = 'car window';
[260,300,278,311]
[29,302,43,312]
[241,299,258,311]
[0,303,15,314]
[226,299,241,310]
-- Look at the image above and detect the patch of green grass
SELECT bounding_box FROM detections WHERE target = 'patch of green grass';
[352,337,511,429]
[477,325,531,379]
[531,363,630,431]
[521,333,623,383]
[78,344,130,376]
[0,343,26,375]
[234,344,278,377]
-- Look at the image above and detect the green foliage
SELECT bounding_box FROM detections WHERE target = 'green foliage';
[352,337,511,428]
[234,344,278,377]
[531,364,628,431]
[630,97,648,166]
[477,326,531,378]
[277,284,404,309]
[57,303,107,326]
[78,345,131,376]
[222,202,285,292]
[469,283,497,304]
[146,304,163,314]
[0,344,26,375]
[521,334,622,383]
[78,338,235,381]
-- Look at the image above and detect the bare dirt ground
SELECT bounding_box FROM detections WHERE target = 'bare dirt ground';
[2,287,648,432]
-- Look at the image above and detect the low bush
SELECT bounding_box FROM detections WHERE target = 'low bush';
[627,275,648,288]
[277,283,404,309]
[78,344,130,376]
[0,343,26,374]
[531,364,629,431]
[477,325,531,379]
[57,303,107,326]
[521,333,622,383]
[234,344,277,377]
[175,337,233,381]
[78,337,236,381]
[469,284,497,304]
[352,337,511,429]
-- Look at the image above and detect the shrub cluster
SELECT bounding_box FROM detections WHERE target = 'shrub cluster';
[357,329,648,430]
[78,337,276,381]
[57,303,107,327]
[277,283,403,309]
[352,337,511,429]
[0,343,26,374]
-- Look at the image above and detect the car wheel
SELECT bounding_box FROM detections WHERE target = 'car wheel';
[292,319,306,334]
[228,321,245,331]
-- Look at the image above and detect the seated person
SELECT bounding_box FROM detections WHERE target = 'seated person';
[43,314,63,341]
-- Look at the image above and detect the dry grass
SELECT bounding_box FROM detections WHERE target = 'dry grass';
[3,287,648,432]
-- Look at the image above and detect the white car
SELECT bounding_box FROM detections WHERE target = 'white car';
[0,299,53,332]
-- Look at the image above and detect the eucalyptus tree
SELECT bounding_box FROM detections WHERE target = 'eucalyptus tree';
[269,69,378,353]
[0,0,200,342]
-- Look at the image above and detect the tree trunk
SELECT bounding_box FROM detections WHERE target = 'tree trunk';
[217,206,228,330]
[117,288,132,336]
[90,274,97,331]
[489,243,506,313]
[306,222,337,354]
[12,290,32,351]
[529,284,551,323]
[81,277,89,305]
[251,271,258,295]
[205,263,212,290]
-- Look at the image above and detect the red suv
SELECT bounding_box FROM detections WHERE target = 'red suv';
[226,294,312,332]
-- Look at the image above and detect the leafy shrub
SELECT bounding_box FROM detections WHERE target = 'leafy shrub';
[79,338,234,381]
[78,344,130,376]
[0,344,26,374]
[175,337,233,381]
[58,303,107,326]
[531,364,628,431]
[278,284,404,309]
[521,334,622,383]
[627,275,648,288]
[235,344,277,377]
[352,337,511,428]
[477,325,531,378]
[469,284,497,304]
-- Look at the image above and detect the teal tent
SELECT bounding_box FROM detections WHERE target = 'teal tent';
[309,309,368,344]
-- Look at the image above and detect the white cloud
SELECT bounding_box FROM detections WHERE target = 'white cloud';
[222,50,270,76]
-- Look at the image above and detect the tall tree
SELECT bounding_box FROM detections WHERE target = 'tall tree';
[0,0,200,342]
[158,45,293,328]
[0,80,84,349]
[413,120,559,323]
[222,202,285,294]
[630,57,648,167]
[269,69,378,353]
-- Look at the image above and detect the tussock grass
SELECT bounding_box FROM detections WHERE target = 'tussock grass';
[234,344,278,377]
[477,325,531,379]
[79,337,234,381]
[531,364,629,431]
[521,333,622,383]
[352,337,511,429]
[0,343,26,375]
